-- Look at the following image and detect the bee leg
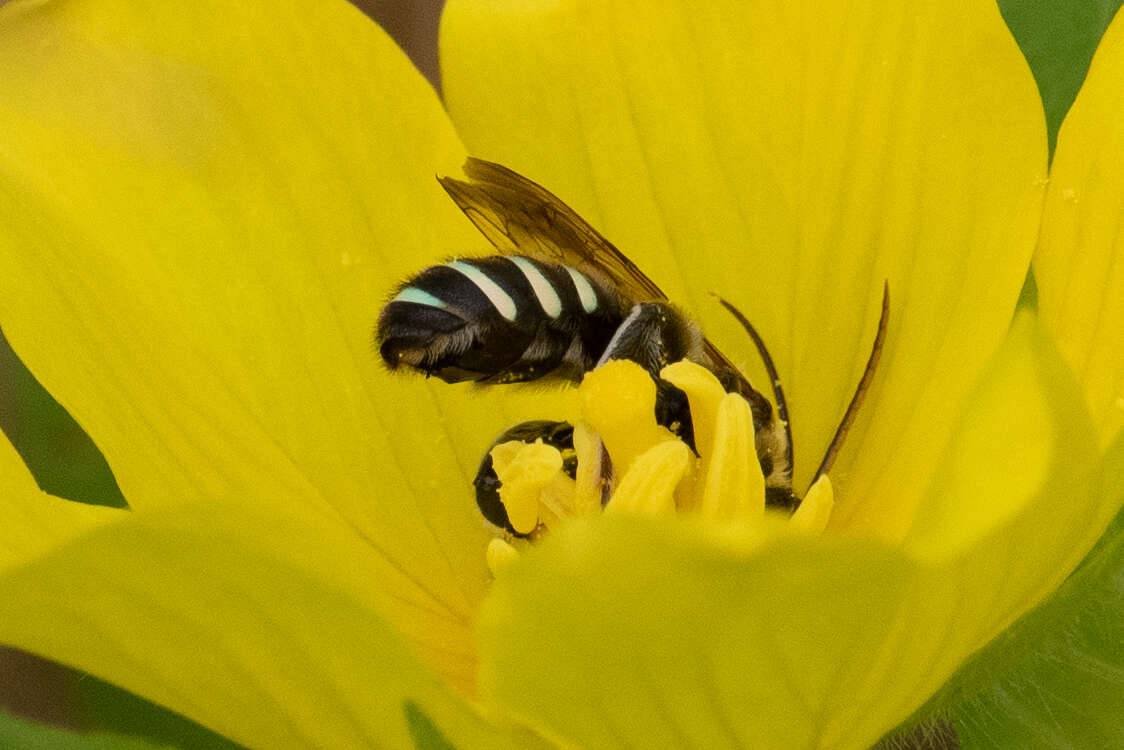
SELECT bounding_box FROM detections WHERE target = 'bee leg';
[764,486,800,512]
[473,420,577,536]
[654,378,698,454]
[597,302,699,452]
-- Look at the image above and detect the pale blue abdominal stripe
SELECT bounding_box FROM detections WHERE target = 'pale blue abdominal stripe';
[564,265,599,313]
[447,260,518,321]
[392,286,446,308]
[398,258,600,322]
[509,257,563,318]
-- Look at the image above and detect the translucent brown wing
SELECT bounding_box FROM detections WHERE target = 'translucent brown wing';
[438,157,667,303]
[440,158,761,396]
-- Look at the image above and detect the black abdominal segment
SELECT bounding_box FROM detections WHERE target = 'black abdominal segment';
[377,256,625,384]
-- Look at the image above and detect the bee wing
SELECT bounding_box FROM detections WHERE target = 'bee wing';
[438,158,667,302]
[440,158,760,401]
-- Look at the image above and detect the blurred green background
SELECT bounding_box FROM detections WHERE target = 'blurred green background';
[1,0,1121,747]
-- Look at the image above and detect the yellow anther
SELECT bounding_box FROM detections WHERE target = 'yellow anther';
[579,360,671,475]
[661,360,726,460]
[699,392,765,521]
[606,439,691,517]
[486,538,520,575]
[491,439,563,535]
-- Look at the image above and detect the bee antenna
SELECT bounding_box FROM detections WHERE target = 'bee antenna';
[711,294,793,480]
[811,281,890,487]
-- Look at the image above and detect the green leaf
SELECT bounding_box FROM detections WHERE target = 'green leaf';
[77,673,241,750]
[998,0,1123,158]
[405,701,460,750]
[0,710,166,750]
[0,331,125,508]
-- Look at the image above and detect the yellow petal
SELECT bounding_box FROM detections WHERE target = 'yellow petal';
[0,500,533,749]
[442,0,1048,540]
[0,0,468,509]
[481,517,922,750]
[905,316,1118,654]
[0,0,508,670]
[789,474,834,534]
[904,314,1065,559]
[1036,10,1124,447]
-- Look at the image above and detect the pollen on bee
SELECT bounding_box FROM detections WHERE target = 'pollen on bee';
[488,438,581,536]
[391,349,424,368]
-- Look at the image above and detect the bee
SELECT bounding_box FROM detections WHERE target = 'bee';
[377,158,887,536]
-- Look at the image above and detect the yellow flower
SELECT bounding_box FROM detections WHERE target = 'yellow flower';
[0,0,1122,748]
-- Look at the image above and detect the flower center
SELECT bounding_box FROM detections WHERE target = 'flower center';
[485,360,834,574]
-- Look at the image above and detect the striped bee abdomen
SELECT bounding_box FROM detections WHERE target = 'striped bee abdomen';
[377,255,628,384]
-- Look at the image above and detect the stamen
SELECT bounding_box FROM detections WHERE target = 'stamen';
[480,357,840,571]
[606,440,691,517]
[789,475,834,534]
[486,538,520,575]
[579,360,673,475]
[699,393,766,521]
